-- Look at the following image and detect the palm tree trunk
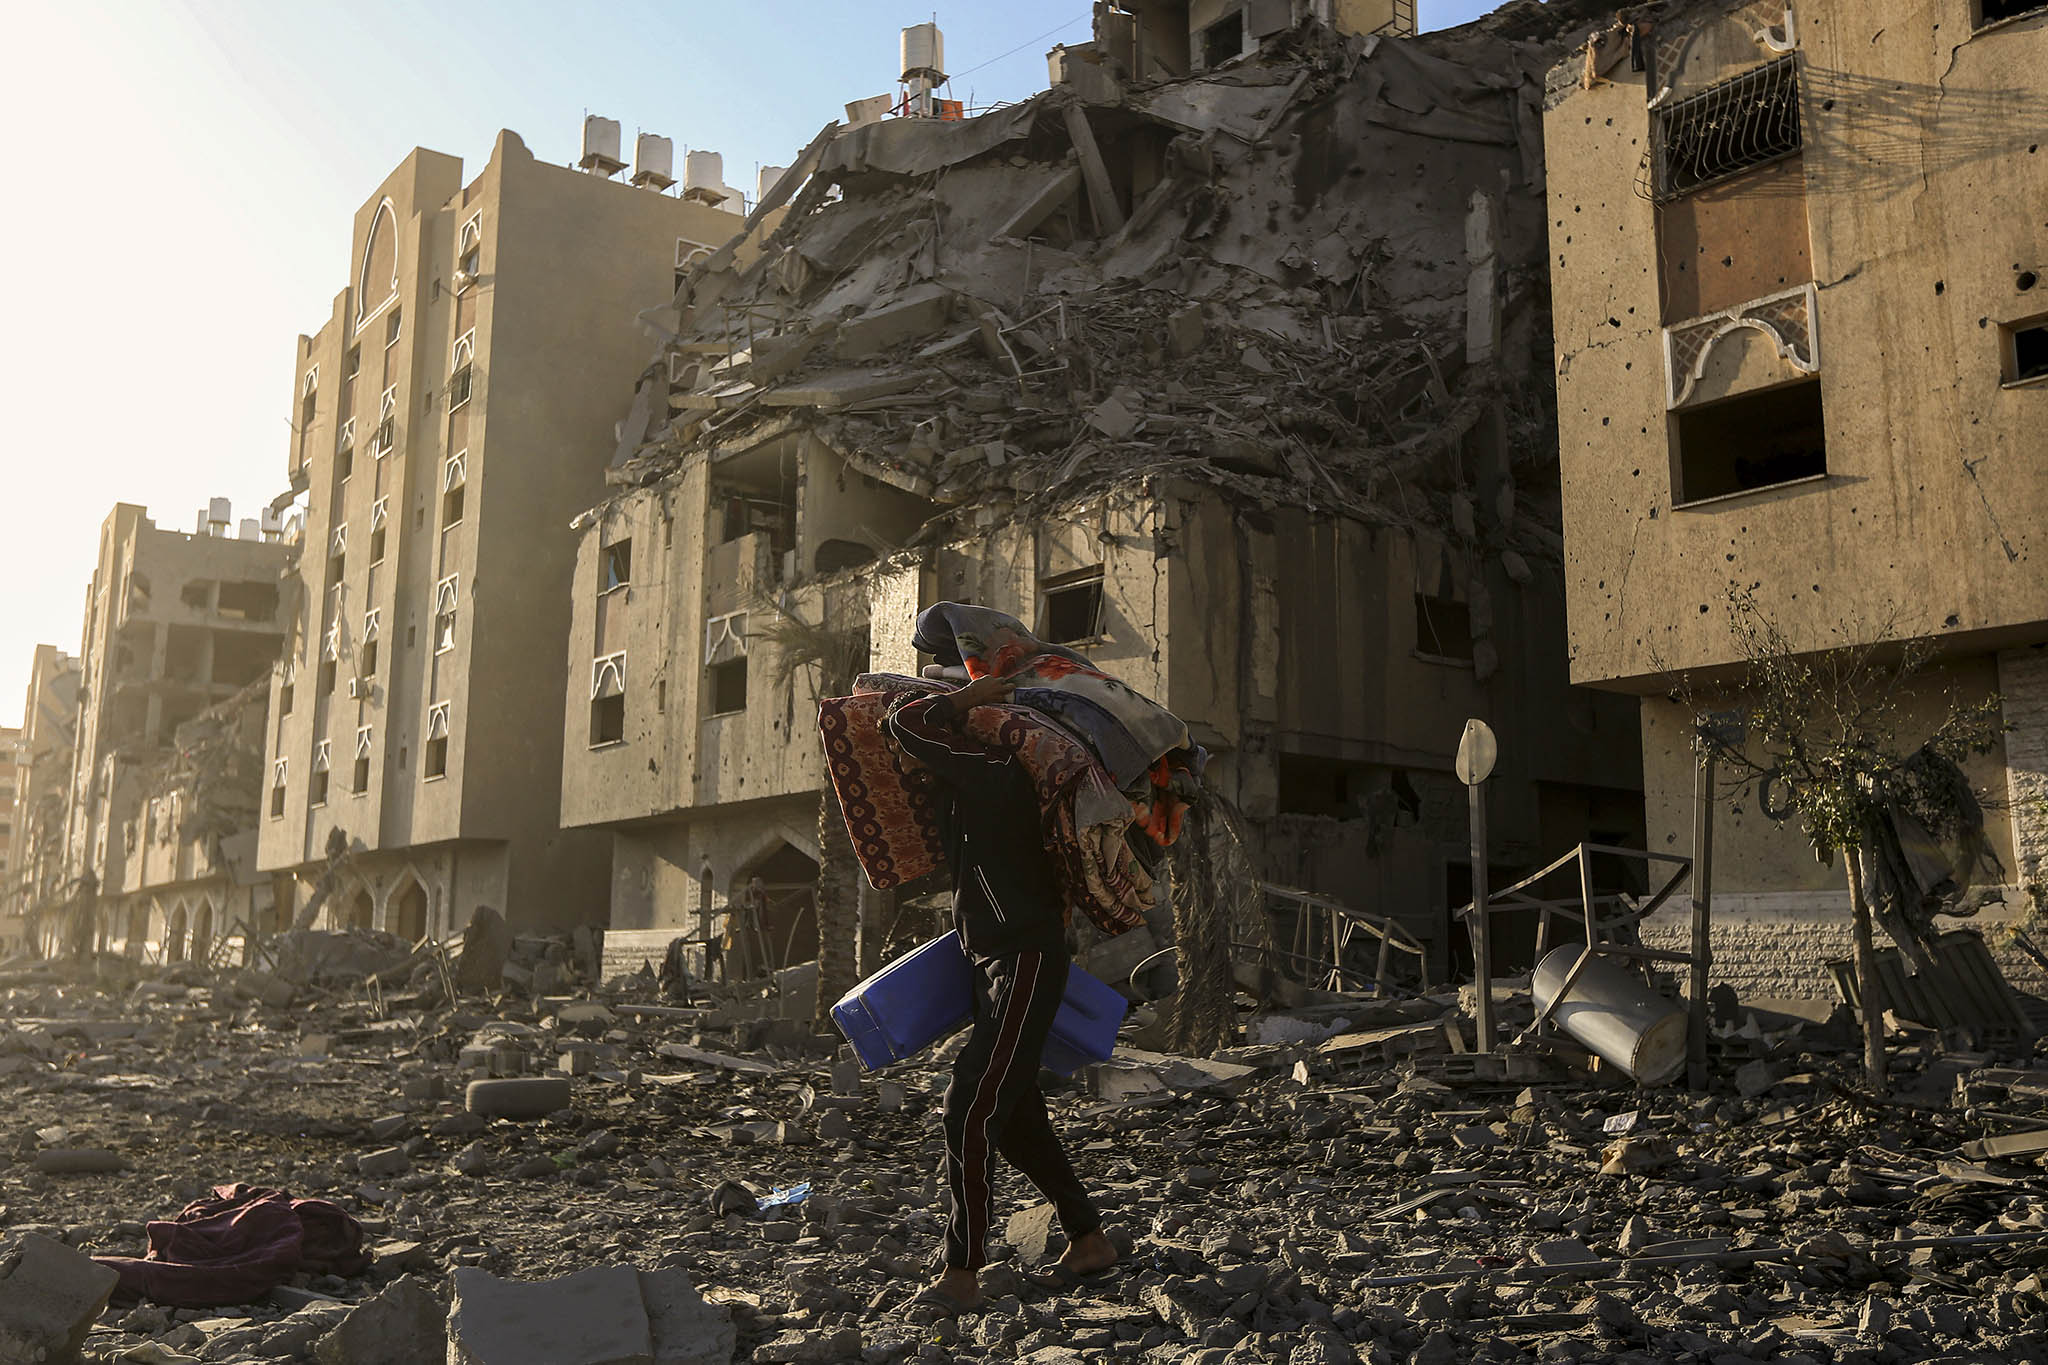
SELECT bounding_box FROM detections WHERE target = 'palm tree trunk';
[813,777,861,1032]
[1845,845,1887,1093]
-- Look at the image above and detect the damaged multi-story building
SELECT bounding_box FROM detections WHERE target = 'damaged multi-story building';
[260,128,779,940]
[1546,0,2048,994]
[59,502,287,958]
[562,3,1647,987]
[3,645,79,954]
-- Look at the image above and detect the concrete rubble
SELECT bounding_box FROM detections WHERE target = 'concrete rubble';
[4,938,2048,1363]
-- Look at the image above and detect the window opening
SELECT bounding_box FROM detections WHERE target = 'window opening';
[1977,0,2048,26]
[352,728,373,794]
[336,445,353,482]
[450,333,475,410]
[1415,594,1474,663]
[1652,56,1801,201]
[424,703,451,778]
[386,309,402,346]
[1673,377,1827,504]
[1038,568,1105,644]
[1202,11,1244,67]
[345,346,361,380]
[2008,319,2048,384]
[270,760,287,817]
[279,676,294,717]
[435,575,459,653]
[442,452,466,527]
[602,539,632,592]
[707,658,748,716]
[310,742,331,806]
[590,653,627,745]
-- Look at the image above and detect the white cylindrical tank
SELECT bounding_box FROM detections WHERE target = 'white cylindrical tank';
[633,134,674,187]
[756,165,788,205]
[581,115,622,169]
[208,497,232,530]
[239,518,261,541]
[902,22,945,79]
[195,511,209,534]
[1531,945,1688,1085]
[683,150,725,194]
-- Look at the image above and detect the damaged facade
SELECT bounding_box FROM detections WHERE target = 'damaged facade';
[1546,0,2048,995]
[564,4,1646,986]
[257,133,774,942]
[2,645,79,954]
[58,504,286,959]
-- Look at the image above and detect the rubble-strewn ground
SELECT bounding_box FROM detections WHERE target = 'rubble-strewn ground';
[5,946,2048,1364]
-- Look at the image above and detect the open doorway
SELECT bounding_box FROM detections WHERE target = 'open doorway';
[729,843,819,977]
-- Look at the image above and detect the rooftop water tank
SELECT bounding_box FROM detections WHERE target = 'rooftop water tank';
[579,115,624,174]
[902,22,946,80]
[683,150,724,194]
[239,518,261,541]
[208,497,232,531]
[757,165,788,206]
[632,133,675,190]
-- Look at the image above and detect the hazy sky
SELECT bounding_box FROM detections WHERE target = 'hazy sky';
[0,1,1495,726]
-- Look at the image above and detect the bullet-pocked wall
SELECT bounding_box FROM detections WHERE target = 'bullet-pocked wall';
[1551,0,2048,686]
[1547,0,2048,994]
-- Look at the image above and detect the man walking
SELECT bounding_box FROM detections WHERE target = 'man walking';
[886,674,1120,1313]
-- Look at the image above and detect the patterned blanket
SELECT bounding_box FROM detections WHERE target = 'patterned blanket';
[818,674,1153,936]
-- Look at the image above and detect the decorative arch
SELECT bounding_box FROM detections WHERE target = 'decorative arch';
[356,199,399,325]
[391,872,431,942]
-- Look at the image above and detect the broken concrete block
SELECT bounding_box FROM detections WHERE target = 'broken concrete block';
[1735,1060,1783,1098]
[357,1147,412,1180]
[754,1327,862,1362]
[1084,392,1140,440]
[1165,305,1206,358]
[465,1077,572,1120]
[447,1266,654,1364]
[1005,1202,1060,1267]
[637,1268,734,1365]
[234,968,298,1008]
[31,1148,124,1175]
[836,285,957,359]
[313,1274,442,1365]
[0,1232,121,1363]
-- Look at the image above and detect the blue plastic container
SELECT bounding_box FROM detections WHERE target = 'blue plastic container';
[831,931,1128,1075]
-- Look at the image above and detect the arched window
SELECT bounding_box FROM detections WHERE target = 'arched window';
[356,200,398,325]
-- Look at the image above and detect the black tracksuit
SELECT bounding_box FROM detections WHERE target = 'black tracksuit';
[886,694,1103,1271]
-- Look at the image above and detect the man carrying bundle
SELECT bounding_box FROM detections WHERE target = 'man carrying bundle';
[886,671,1120,1315]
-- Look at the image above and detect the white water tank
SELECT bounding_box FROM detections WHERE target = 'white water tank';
[195,511,209,534]
[239,518,261,541]
[260,507,283,539]
[683,150,724,195]
[756,165,788,205]
[579,115,624,174]
[632,133,675,189]
[902,22,946,80]
[208,497,232,533]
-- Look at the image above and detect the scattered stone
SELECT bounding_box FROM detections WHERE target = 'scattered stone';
[32,1147,124,1174]
[314,1275,444,1365]
[0,1233,121,1363]
[466,1077,573,1119]
[1006,1203,1060,1267]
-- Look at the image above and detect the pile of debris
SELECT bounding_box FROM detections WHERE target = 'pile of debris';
[5,930,2048,1363]
[606,4,1629,614]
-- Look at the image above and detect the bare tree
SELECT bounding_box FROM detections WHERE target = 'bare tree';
[1670,589,2002,1091]
[753,599,870,1033]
